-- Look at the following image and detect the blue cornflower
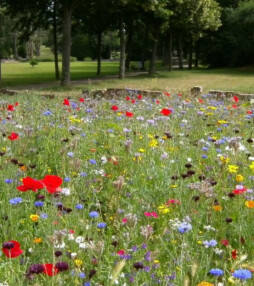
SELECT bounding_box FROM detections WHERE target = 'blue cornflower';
[64,177,71,182]
[79,272,86,278]
[209,268,224,276]
[203,239,217,248]
[43,110,52,116]
[89,211,99,218]
[178,222,192,234]
[84,282,91,286]
[81,133,86,137]
[232,269,252,280]
[71,102,78,109]
[202,147,209,151]
[76,204,84,210]
[80,172,87,177]
[5,179,13,184]
[97,222,107,228]
[201,154,207,159]
[86,108,92,113]
[9,197,22,205]
[89,159,97,165]
[40,213,48,219]
[34,201,44,207]
[67,152,74,158]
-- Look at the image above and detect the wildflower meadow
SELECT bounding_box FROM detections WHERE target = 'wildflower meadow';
[0,91,253,286]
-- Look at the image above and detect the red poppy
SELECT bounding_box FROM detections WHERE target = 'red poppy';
[17,177,44,192]
[7,105,14,111]
[79,98,85,102]
[231,249,237,260]
[232,104,238,109]
[221,239,229,246]
[247,110,253,114]
[2,240,23,258]
[131,100,136,104]
[43,264,59,276]
[233,96,239,102]
[156,100,160,104]
[198,99,204,104]
[164,92,170,96]
[137,95,142,100]
[111,105,119,111]
[126,96,130,100]
[233,187,247,194]
[178,93,182,97]
[117,249,125,255]
[160,109,172,116]
[63,99,70,106]
[15,102,19,106]
[40,175,63,194]
[8,132,19,140]
[125,111,133,117]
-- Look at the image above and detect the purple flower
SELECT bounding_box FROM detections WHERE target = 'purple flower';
[89,159,97,165]
[203,239,217,248]
[76,204,84,210]
[209,268,224,276]
[34,201,44,207]
[9,197,23,205]
[178,222,192,233]
[97,222,107,228]
[232,269,252,280]
[89,211,99,218]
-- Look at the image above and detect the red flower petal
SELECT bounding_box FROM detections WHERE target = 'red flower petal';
[8,132,19,140]
[43,264,59,276]
[125,111,133,117]
[40,175,63,193]
[2,240,23,258]
[17,177,44,192]
[63,99,70,106]
[160,109,172,116]
[111,105,119,111]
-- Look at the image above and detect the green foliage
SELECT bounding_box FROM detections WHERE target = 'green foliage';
[29,58,38,67]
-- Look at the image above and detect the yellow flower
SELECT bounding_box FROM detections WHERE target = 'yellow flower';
[69,116,81,123]
[207,106,217,110]
[74,259,83,267]
[227,164,239,173]
[236,174,244,182]
[220,156,230,164]
[245,201,254,208]
[139,148,145,153]
[149,139,158,148]
[249,162,254,171]
[170,185,177,188]
[30,214,39,222]
[33,238,42,243]
[153,260,160,264]
[205,112,214,116]
[158,204,170,214]
[218,120,228,124]
[213,205,222,211]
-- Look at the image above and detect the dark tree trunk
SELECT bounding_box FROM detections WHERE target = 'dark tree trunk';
[188,37,193,70]
[53,1,60,80]
[149,36,158,76]
[119,15,126,79]
[178,32,183,70]
[162,33,169,66]
[61,6,72,86]
[168,27,173,71]
[125,20,133,71]
[97,31,102,75]
[13,33,18,59]
[195,41,199,68]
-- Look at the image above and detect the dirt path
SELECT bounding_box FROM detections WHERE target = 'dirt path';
[13,72,149,91]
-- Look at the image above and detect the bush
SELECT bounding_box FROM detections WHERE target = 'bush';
[29,58,38,67]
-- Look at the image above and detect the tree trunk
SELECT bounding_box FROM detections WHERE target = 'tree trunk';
[168,27,173,71]
[119,15,126,80]
[108,31,113,60]
[149,36,158,76]
[188,37,193,70]
[141,29,148,71]
[97,31,102,75]
[162,33,170,66]
[53,0,60,80]
[125,20,133,71]
[13,33,18,60]
[61,6,72,86]
[178,32,183,70]
[195,41,199,68]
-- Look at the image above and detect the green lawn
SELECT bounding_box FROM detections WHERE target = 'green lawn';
[0,61,120,87]
[1,61,254,95]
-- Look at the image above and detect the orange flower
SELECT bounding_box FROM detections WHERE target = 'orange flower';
[213,205,222,211]
[245,201,254,208]
[197,282,214,286]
